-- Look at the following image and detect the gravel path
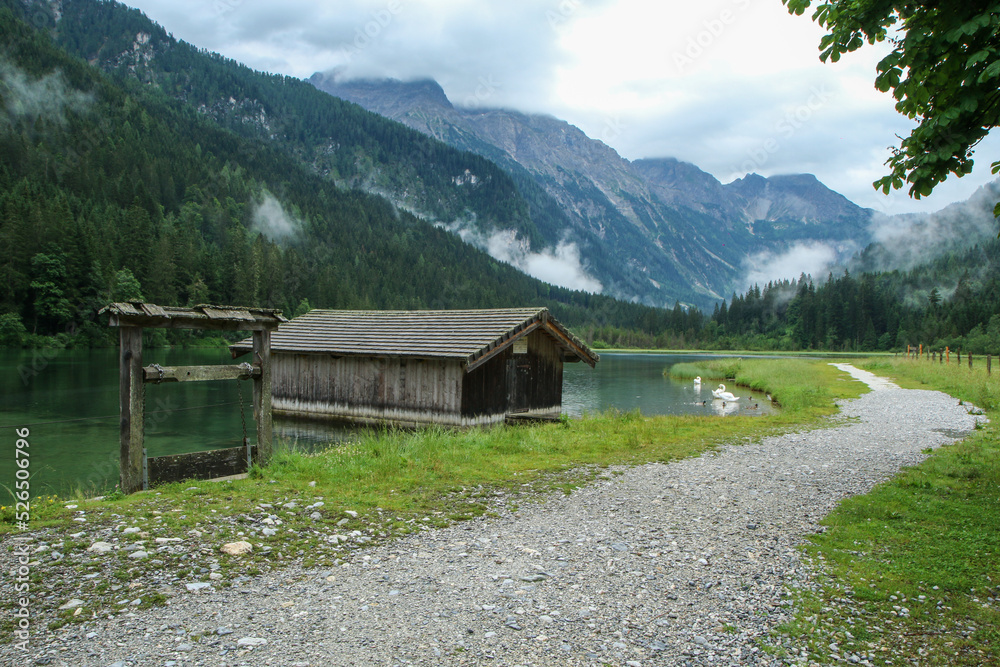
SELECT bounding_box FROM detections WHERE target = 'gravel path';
[3,364,986,667]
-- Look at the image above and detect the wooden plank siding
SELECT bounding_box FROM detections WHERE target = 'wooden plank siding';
[469,328,564,419]
[459,329,564,422]
[270,354,471,426]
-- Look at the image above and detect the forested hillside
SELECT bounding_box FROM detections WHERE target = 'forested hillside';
[49,0,545,247]
[582,238,1000,353]
[0,2,675,348]
[3,0,996,354]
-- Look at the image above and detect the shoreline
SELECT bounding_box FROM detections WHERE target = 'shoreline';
[0,365,985,665]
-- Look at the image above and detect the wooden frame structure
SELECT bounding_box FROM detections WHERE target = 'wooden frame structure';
[101,302,286,493]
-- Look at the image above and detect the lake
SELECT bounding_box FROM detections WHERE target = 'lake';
[0,349,775,495]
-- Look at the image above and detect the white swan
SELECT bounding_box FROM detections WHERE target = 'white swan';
[712,383,739,401]
[693,376,702,386]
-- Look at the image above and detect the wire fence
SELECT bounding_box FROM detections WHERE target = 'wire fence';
[901,345,995,374]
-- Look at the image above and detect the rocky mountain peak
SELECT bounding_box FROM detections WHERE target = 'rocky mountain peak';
[310,72,453,113]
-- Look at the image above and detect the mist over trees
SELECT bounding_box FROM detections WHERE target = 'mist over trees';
[2,0,999,355]
[580,237,1000,353]
[0,4,674,348]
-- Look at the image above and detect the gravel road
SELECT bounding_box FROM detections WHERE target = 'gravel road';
[3,364,986,667]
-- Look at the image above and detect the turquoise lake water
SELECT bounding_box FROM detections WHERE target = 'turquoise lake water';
[0,349,775,495]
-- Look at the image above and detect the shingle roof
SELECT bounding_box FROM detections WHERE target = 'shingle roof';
[230,308,598,370]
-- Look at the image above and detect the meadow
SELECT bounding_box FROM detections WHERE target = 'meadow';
[775,357,1000,666]
[3,355,996,665]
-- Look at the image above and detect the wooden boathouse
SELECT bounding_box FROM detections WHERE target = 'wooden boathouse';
[230,308,598,427]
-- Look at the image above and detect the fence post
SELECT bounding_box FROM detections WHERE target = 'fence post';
[119,326,144,495]
[970,353,973,370]
[989,354,992,376]
[958,349,962,365]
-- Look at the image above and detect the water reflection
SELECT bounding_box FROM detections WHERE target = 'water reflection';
[562,353,777,419]
[0,350,776,494]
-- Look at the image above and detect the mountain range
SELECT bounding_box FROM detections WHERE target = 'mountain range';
[310,74,874,307]
[0,0,692,345]
[3,0,997,345]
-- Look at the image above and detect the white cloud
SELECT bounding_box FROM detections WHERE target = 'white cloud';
[865,180,1000,272]
[251,192,301,242]
[742,241,845,290]
[442,222,603,293]
[0,59,92,123]
[120,0,1000,215]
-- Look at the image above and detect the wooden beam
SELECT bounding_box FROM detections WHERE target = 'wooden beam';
[108,313,279,331]
[541,322,598,368]
[252,330,273,466]
[119,327,144,494]
[143,364,259,383]
[102,302,285,332]
[148,445,258,486]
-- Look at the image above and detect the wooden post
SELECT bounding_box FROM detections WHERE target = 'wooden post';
[252,329,272,466]
[989,354,992,376]
[958,349,962,365]
[119,327,144,494]
[919,343,923,359]
[970,353,973,370]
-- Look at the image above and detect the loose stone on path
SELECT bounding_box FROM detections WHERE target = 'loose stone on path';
[0,364,984,666]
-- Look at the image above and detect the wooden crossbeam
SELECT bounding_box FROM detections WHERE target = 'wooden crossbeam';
[143,363,260,383]
[148,445,257,486]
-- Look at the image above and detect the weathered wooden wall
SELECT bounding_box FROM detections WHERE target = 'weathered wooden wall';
[270,329,567,427]
[460,346,512,422]
[516,329,564,416]
[148,445,257,486]
[462,329,563,420]
[270,354,468,426]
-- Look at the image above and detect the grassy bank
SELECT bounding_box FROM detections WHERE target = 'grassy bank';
[776,357,1000,666]
[0,358,864,633]
[669,356,858,416]
[600,348,894,358]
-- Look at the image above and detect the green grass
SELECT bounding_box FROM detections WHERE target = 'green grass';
[777,357,1000,666]
[0,358,868,639]
[7,355,996,663]
[1,358,864,533]
[602,348,894,358]
[670,356,862,415]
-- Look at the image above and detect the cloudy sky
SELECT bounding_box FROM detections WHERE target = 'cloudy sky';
[122,0,1000,215]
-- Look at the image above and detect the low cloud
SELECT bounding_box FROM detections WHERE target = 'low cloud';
[0,59,92,123]
[442,221,603,293]
[742,240,843,290]
[251,192,302,242]
[865,180,1000,272]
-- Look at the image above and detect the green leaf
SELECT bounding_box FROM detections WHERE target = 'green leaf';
[966,49,990,68]
[978,60,1000,83]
